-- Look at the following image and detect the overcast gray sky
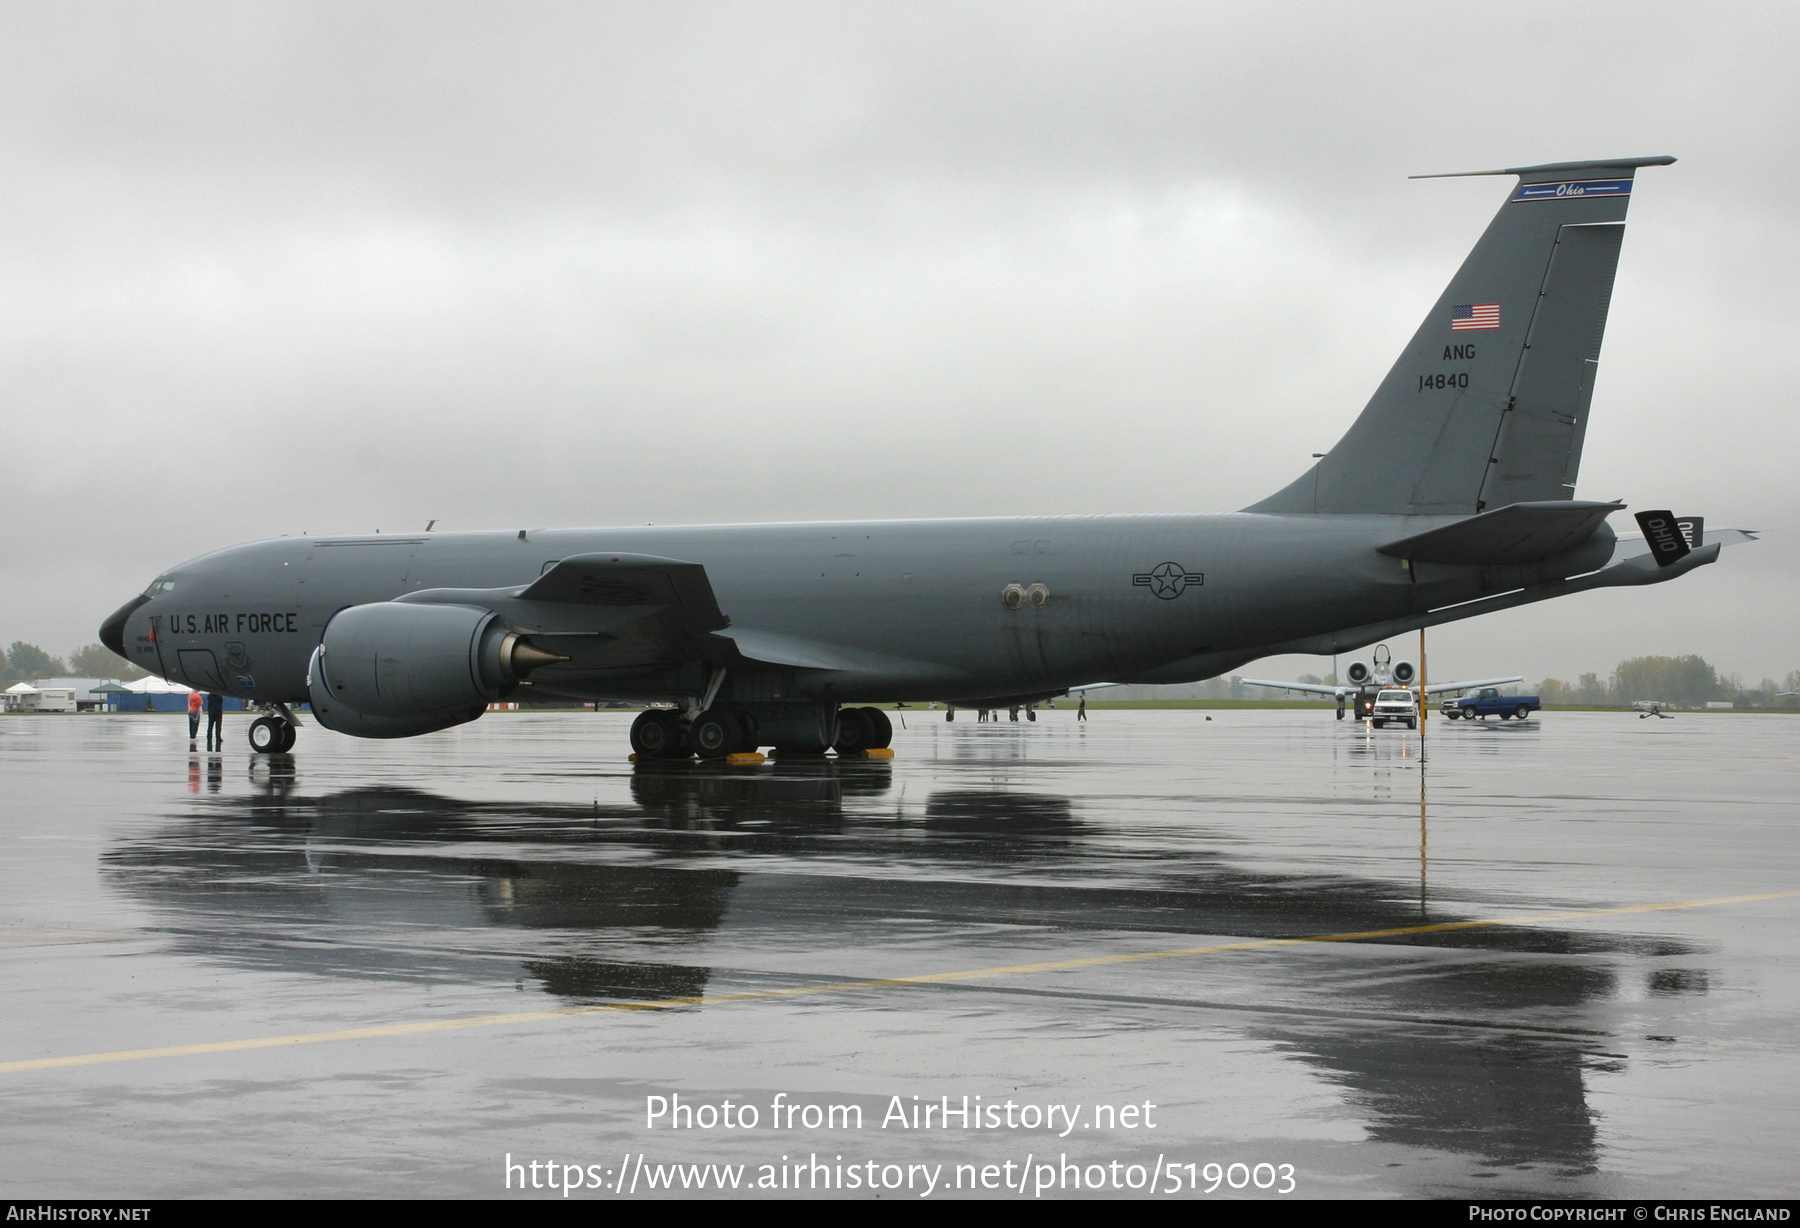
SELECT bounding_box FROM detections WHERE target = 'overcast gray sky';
[4,1,1795,685]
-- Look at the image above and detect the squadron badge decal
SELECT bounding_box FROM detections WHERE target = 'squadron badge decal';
[1133,562,1204,600]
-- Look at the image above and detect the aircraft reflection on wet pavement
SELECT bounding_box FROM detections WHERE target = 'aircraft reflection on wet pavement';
[99,755,1716,1177]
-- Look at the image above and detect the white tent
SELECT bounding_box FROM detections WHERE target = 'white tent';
[122,675,192,694]
[3,682,44,712]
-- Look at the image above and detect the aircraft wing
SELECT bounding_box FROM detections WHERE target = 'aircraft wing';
[1244,675,1526,697]
[1240,678,1346,697]
[401,555,967,691]
[397,553,729,637]
[515,553,729,632]
[1422,675,1524,696]
[393,553,732,694]
[711,626,960,685]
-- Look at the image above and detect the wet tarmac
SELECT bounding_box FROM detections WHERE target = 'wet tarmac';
[1,708,1795,1199]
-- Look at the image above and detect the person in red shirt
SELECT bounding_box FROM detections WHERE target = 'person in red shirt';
[186,688,202,745]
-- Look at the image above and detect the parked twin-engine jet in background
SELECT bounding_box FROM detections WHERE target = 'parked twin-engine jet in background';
[1240,642,1523,722]
[101,154,1755,759]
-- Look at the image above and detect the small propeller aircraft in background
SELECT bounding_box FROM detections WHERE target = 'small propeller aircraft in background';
[1241,643,1522,723]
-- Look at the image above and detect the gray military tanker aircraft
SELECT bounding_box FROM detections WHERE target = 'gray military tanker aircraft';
[101,155,1754,759]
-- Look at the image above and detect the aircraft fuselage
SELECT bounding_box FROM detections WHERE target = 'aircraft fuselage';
[110,511,1612,707]
[99,155,1736,755]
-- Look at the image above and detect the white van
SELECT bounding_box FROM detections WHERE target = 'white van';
[1371,688,1417,729]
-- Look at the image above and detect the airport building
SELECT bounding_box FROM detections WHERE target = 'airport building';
[0,676,250,714]
[110,675,247,713]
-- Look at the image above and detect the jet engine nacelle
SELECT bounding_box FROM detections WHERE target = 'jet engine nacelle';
[1345,661,1371,685]
[1391,661,1416,685]
[306,602,563,739]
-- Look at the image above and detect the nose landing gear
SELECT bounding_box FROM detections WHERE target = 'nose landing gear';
[248,715,296,753]
[247,702,302,753]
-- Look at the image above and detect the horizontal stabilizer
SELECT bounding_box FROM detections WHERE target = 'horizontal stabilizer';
[1410,155,1676,180]
[1608,526,1756,568]
[1376,500,1621,565]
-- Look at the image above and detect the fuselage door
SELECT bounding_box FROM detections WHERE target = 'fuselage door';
[147,614,172,679]
[178,649,227,691]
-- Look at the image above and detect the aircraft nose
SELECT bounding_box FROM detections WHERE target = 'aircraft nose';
[100,594,149,658]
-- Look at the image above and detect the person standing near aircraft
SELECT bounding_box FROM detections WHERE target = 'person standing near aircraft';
[205,690,224,752]
[1077,694,1087,722]
[186,687,202,745]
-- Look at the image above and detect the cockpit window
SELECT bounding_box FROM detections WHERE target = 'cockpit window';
[142,578,175,597]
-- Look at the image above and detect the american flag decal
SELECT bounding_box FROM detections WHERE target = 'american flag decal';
[1451,303,1500,331]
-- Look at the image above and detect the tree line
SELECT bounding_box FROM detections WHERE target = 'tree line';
[0,642,146,687]
[1113,655,1800,707]
[1536,656,1799,708]
[1296,654,1796,708]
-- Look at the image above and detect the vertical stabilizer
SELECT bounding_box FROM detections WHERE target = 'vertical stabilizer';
[1248,156,1672,515]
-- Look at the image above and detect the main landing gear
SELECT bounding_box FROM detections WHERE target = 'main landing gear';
[630,705,894,761]
[680,708,758,757]
[632,707,760,759]
[832,706,892,754]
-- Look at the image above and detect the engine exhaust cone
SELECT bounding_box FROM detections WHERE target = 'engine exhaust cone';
[509,642,569,676]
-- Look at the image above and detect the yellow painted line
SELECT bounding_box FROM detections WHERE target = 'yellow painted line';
[2,889,1793,1076]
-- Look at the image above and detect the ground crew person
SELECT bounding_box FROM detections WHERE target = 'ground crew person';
[1077,693,1087,721]
[186,688,202,744]
[205,690,224,752]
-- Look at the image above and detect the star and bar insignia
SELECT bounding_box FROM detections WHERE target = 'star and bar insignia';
[1133,562,1204,600]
